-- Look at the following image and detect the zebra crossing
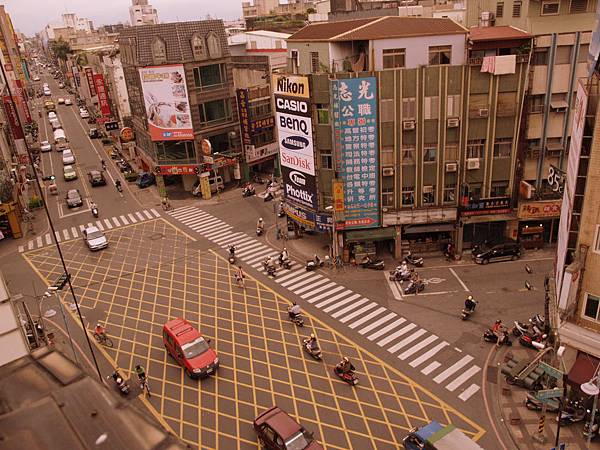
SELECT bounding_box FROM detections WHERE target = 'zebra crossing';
[19,208,161,253]
[167,206,481,402]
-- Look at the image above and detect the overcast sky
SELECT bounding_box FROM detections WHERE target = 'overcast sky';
[3,0,244,36]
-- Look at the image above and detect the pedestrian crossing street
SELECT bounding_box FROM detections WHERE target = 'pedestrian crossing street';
[167,206,481,402]
[19,208,161,253]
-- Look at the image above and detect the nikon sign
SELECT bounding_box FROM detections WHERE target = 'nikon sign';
[274,74,317,211]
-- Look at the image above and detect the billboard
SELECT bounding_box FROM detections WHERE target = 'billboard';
[282,166,317,209]
[138,64,193,141]
[272,74,310,99]
[236,88,251,145]
[2,95,23,139]
[331,77,379,229]
[93,74,111,117]
[85,67,96,97]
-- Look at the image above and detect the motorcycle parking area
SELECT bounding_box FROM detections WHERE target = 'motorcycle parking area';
[386,265,471,300]
[22,218,485,450]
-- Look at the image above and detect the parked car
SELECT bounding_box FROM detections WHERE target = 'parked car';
[62,149,75,165]
[162,318,219,378]
[253,406,323,450]
[137,172,156,189]
[473,242,522,264]
[64,98,73,105]
[82,225,108,251]
[40,140,52,152]
[87,170,106,187]
[88,128,101,139]
[57,98,65,105]
[65,189,83,208]
[47,111,57,120]
[79,108,90,119]
[63,165,77,181]
[117,160,132,173]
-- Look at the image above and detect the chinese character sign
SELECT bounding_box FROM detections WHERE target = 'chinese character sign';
[236,89,251,146]
[331,77,379,229]
[93,74,111,118]
[85,68,96,97]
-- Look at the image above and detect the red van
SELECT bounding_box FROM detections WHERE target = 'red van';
[162,318,219,378]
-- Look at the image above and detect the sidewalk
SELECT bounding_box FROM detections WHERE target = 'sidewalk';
[0,208,49,259]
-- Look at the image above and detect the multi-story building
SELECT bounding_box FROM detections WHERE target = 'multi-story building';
[119,21,242,196]
[281,16,532,259]
[228,30,291,70]
[242,0,281,18]
[129,0,159,26]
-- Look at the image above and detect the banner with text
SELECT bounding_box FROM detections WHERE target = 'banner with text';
[93,74,112,117]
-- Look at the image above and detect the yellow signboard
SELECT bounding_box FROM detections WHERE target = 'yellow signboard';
[272,74,310,99]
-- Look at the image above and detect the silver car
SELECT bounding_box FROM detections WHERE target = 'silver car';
[82,226,108,251]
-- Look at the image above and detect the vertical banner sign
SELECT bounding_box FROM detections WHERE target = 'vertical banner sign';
[333,179,344,213]
[14,79,31,124]
[236,89,251,145]
[72,66,80,87]
[93,74,111,117]
[2,95,24,139]
[138,64,193,141]
[85,68,96,97]
[331,77,379,229]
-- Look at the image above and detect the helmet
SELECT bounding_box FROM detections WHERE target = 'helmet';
[495,319,502,324]
[283,247,287,251]
[343,356,349,363]
[467,295,473,300]
[292,301,297,306]
[310,333,315,339]
[135,364,141,370]
[96,323,101,327]
[259,218,263,222]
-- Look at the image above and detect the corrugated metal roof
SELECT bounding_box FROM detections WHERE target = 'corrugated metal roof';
[469,26,532,42]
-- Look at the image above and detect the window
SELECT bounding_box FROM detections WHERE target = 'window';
[198,99,231,125]
[424,145,437,162]
[320,151,332,169]
[447,95,460,118]
[382,187,394,207]
[513,0,522,17]
[494,138,512,158]
[249,98,271,118]
[429,46,452,65]
[532,48,549,65]
[529,95,545,113]
[583,293,600,321]
[206,32,221,58]
[155,140,195,162]
[381,99,394,122]
[445,143,459,161]
[443,185,456,204]
[423,186,435,204]
[467,139,485,159]
[490,182,508,197]
[252,128,274,147]
[317,104,329,124]
[193,64,226,89]
[541,0,560,15]
[191,34,207,60]
[424,96,439,120]
[401,145,415,165]
[275,40,282,49]
[496,2,504,17]
[310,52,319,73]
[402,97,416,119]
[383,48,406,69]
[402,187,414,206]
[570,0,588,14]
[469,183,482,201]
[556,46,572,64]
[151,37,167,64]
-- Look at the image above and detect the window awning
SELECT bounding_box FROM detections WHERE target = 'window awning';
[345,227,397,242]
[550,100,568,110]
[568,353,600,387]
[403,223,455,234]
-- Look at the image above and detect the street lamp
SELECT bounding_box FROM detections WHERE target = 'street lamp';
[325,206,337,260]
[581,369,600,446]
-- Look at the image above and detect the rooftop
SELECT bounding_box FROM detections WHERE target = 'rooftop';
[469,25,532,42]
[288,16,467,42]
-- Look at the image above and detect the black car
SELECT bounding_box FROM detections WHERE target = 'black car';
[88,170,106,187]
[88,128,101,139]
[137,172,156,189]
[117,160,132,173]
[473,242,522,264]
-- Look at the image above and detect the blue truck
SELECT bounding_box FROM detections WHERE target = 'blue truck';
[403,421,484,450]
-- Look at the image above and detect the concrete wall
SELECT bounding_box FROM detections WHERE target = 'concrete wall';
[288,41,331,73]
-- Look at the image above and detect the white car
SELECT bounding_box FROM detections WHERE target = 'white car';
[62,149,75,165]
[57,98,65,105]
[64,98,73,106]
[79,109,90,119]
[33,76,40,81]
[82,226,108,251]
[40,141,52,152]
[48,111,57,120]
[44,89,51,96]
[63,165,77,181]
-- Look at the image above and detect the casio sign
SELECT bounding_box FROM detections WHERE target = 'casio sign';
[282,136,309,151]
[276,97,308,114]
[289,170,306,187]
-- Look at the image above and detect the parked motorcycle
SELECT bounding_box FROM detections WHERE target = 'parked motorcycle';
[404,251,424,267]
[108,370,130,395]
[305,258,323,272]
[242,185,255,197]
[333,366,359,386]
[303,338,321,359]
[525,391,561,412]
[404,279,425,295]
[483,329,512,346]
[558,402,587,426]
[360,256,385,270]
[519,332,547,350]
[583,413,600,439]
[389,268,412,282]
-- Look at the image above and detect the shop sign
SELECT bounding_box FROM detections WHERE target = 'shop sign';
[245,142,278,164]
[85,68,96,97]
[154,165,199,176]
[316,213,333,231]
[2,95,23,140]
[333,179,344,213]
[460,197,512,216]
[518,200,561,219]
[93,74,111,117]
[272,74,310,99]
[14,80,32,124]
[283,202,316,228]
[331,77,379,229]
[236,89,251,145]
[250,117,275,134]
[282,166,317,209]
[104,121,119,131]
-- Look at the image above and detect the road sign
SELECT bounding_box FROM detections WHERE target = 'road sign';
[535,388,563,401]
[104,121,119,131]
[539,361,563,380]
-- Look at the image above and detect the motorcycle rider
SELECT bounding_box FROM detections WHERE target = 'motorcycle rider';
[288,301,301,320]
[228,244,236,258]
[464,295,477,312]
[257,218,264,232]
[279,247,289,263]
[135,364,146,383]
[492,319,505,346]
[336,356,355,375]
[101,159,106,170]
[306,333,318,350]
[313,254,321,266]
[90,201,98,212]
[95,323,106,338]
[115,179,122,191]
[235,266,245,286]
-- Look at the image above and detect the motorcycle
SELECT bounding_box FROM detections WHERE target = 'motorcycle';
[262,260,276,277]
[404,279,425,295]
[525,391,561,412]
[288,311,304,327]
[333,366,359,386]
[108,370,130,395]
[242,185,255,197]
[305,258,323,272]
[583,413,599,439]
[227,248,236,264]
[263,192,274,202]
[360,257,385,270]
[115,182,123,193]
[389,267,412,281]
[461,303,477,320]
[302,338,322,360]
[519,332,547,350]
[558,402,587,426]
[91,206,99,218]
[483,329,512,346]
[279,256,292,270]
[404,251,424,267]
[277,203,285,218]
[256,226,264,236]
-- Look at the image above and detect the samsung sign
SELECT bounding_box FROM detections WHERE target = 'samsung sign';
[282,166,317,209]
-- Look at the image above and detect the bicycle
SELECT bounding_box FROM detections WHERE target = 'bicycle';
[138,374,151,397]
[334,255,345,272]
[235,272,245,288]
[93,331,114,348]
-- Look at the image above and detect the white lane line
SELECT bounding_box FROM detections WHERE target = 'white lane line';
[127,213,137,223]
[301,282,337,299]
[280,271,315,287]
[62,229,70,240]
[142,209,153,219]
[446,366,481,392]
[78,225,85,232]
[409,342,449,368]
[386,277,403,300]
[117,216,126,226]
[367,317,406,341]
[294,278,330,295]
[433,355,474,384]
[103,219,113,229]
[18,245,24,253]
[95,221,104,231]
[449,268,470,292]
[397,334,438,360]
[349,307,386,329]
[378,323,418,348]
[360,313,398,336]
[458,384,481,402]
[331,298,369,319]
[71,227,79,237]
[421,361,441,375]
[286,274,323,292]
[338,301,375,323]
[314,290,354,309]
[323,293,361,313]
[28,240,34,250]
[275,268,306,284]
[45,234,52,245]
[306,285,345,303]
[150,208,160,218]
[36,236,43,247]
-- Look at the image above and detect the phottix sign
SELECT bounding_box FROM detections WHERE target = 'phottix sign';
[282,166,317,209]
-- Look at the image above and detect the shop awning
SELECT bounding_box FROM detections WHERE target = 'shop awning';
[403,223,455,234]
[345,227,397,242]
[568,353,600,387]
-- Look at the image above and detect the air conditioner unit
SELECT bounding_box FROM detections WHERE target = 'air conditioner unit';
[480,11,494,21]
[403,120,415,130]
[445,162,457,172]
[478,108,489,118]
[467,158,480,170]
[382,167,395,176]
[423,185,433,194]
[447,118,459,128]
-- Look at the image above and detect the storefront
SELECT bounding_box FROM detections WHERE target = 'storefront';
[402,223,454,254]
[459,197,514,248]
[517,199,561,247]
[0,202,23,240]
[344,228,398,262]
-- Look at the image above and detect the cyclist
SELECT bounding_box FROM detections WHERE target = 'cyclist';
[95,323,106,338]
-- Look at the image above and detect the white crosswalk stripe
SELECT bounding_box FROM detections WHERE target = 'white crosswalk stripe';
[79,225,86,232]
[62,229,70,240]
[206,229,235,241]
[378,323,417,348]
[142,210,153,219]
[421,361,442,375]
[300,282,336,299]
[323,293,360,313]
[314,290,353,309]
[409,342,449,368]
[458,384,480,402]
[150,208,161,218]
[339,302,377,324]
[285,274,322,291]
[103,219,113,229]
[135,211,145,221]
[45,234,52,245]
[306,284,345,303]
[36,236,43,247]
[275,268,305,284]
[433,355,474,384]
[18,245,24,253]
[234,242,264,258]
[280,271,315,288]
[28,240,34,250]
[128,213,137,223]
[446,366,481,392]
[294,277,329,295]
[71,227,79,237]
[331,297,369,319]
[54,231,61,242]
[117,216,126,226]
[367,317,406,341]
[95,221,104,231]
[396,333,436,359]
[349,307,386,329]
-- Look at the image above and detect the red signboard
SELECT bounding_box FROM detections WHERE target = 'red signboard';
[154,165,200,176]
[85,68,96,97]
[14,80,32,124]
[93,74,111,117]
[2,95,23,139]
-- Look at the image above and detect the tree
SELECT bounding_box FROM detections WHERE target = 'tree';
[50,38,71,62]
